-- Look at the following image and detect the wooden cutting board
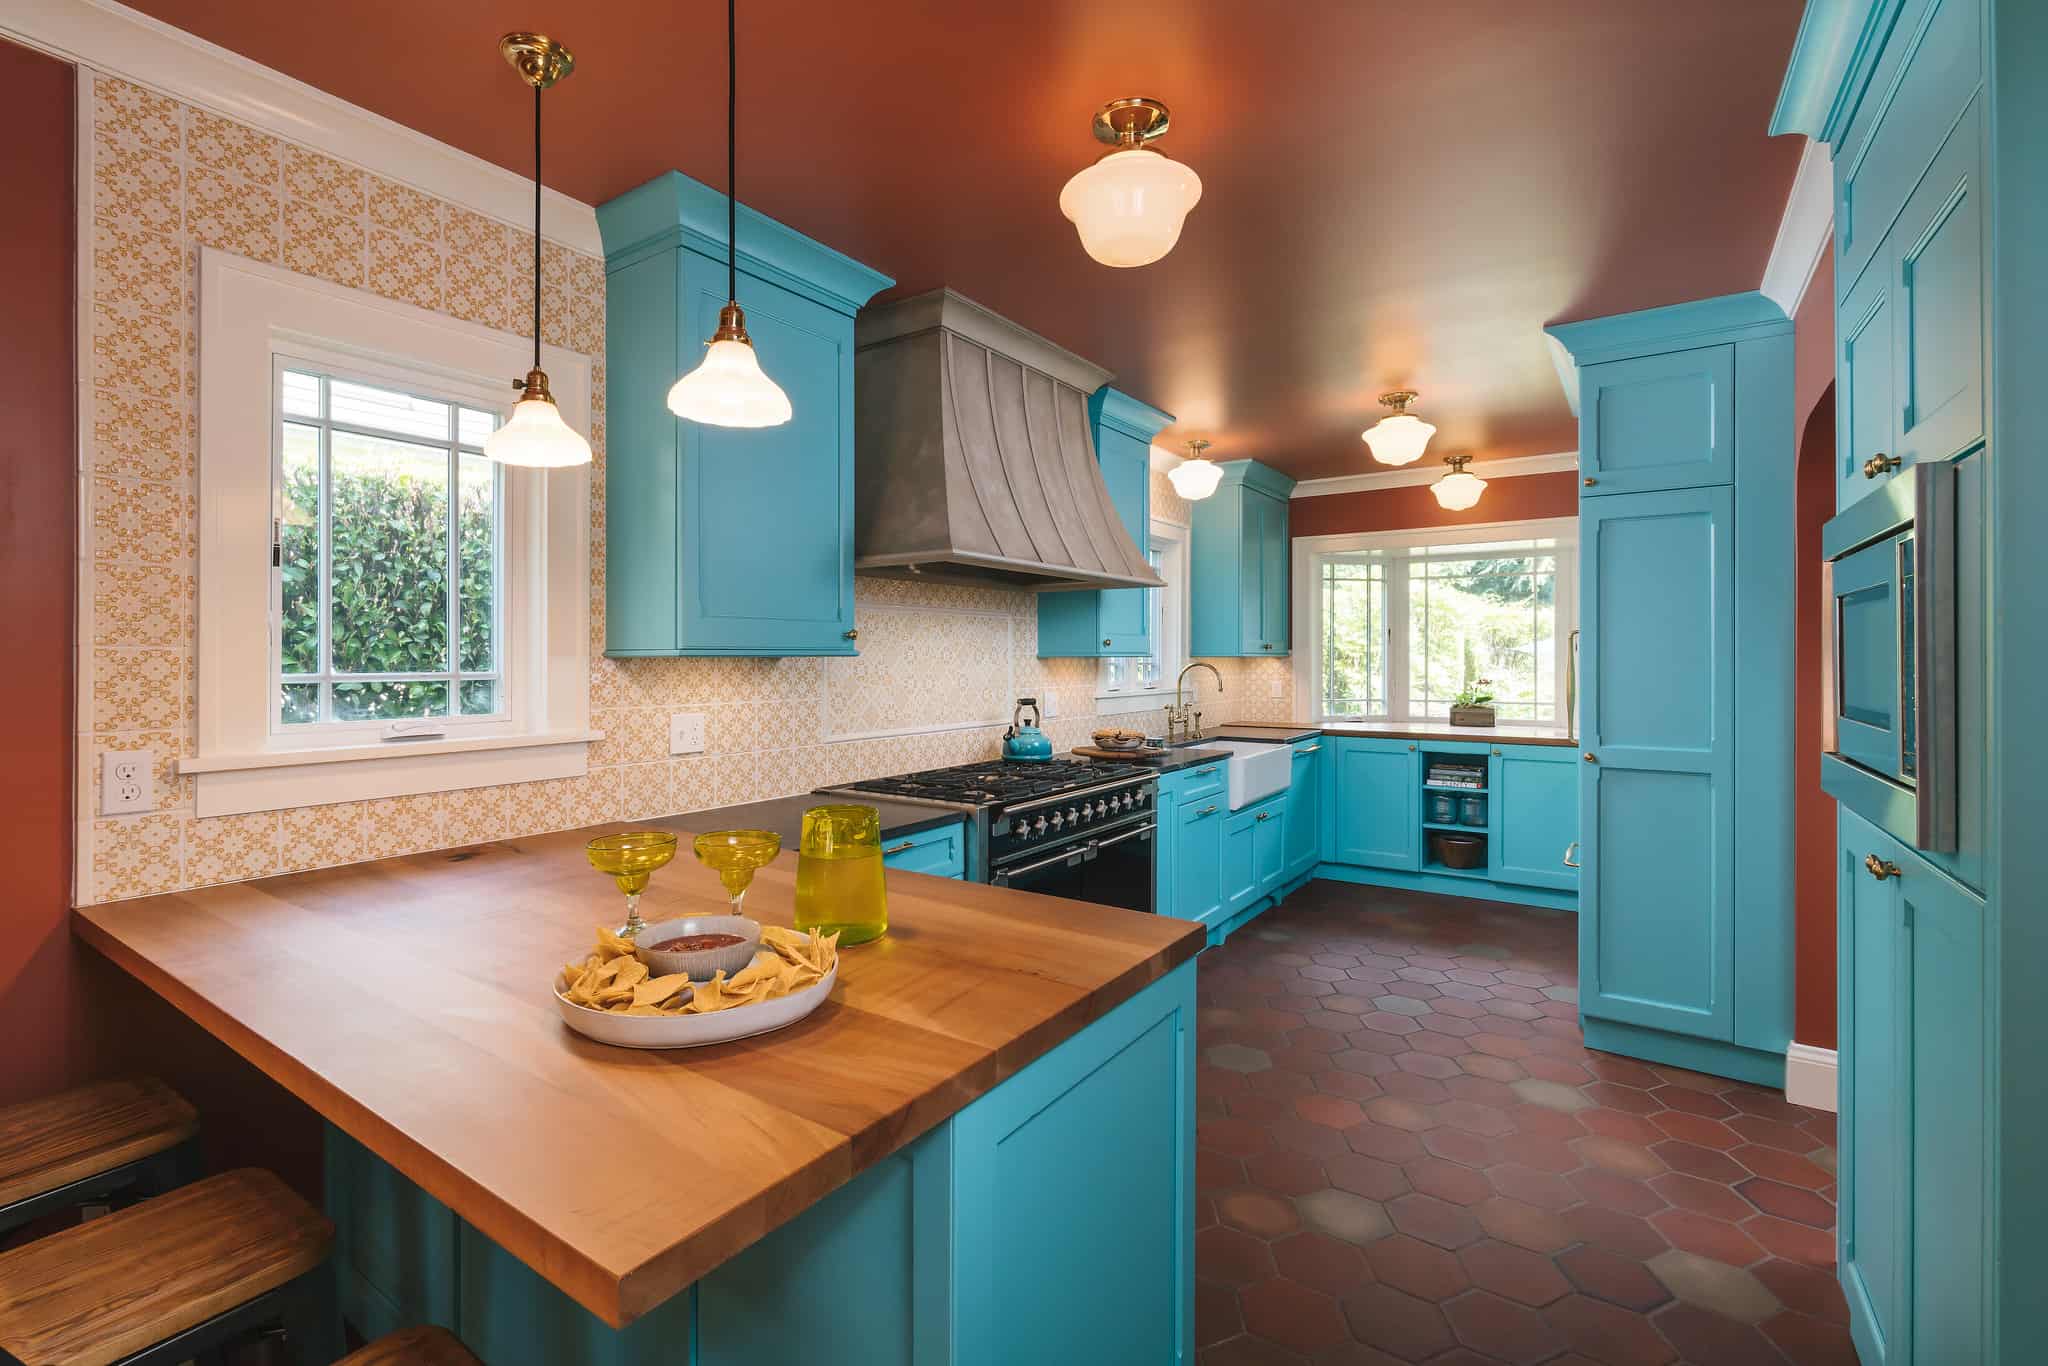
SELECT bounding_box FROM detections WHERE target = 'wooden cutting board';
[1072,745,1171,762]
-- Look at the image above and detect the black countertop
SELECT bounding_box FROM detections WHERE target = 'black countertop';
[682,793,966,848]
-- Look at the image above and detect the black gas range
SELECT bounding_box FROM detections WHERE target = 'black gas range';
[818,759,1158,911]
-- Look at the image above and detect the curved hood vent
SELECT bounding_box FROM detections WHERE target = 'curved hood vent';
[853,289,1165,592]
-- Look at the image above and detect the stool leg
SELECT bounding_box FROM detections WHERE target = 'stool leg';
[276,1266,344,1366]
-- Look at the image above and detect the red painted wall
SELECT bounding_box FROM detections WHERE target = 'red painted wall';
[0,39,323,1196]
[1791,247,1839,1051]
[1289,471,1581,538]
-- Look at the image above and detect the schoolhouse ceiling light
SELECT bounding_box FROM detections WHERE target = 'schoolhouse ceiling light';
[1430,453,1487,511]
[1167,437,1223,501]
[1059,98,1203,269]
[1362,389,1436,467]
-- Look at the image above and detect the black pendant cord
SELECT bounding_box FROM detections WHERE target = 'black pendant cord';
[531,82,544,374]
[726,0,737,305]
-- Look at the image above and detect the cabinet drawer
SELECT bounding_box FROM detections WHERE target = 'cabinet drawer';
[1170,763,1225,809]
[881,821,966,879]
[1834,0,1980,298]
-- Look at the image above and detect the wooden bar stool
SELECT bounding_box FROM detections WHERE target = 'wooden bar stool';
[0,1168,337,1366]
[336,1326,480,1365]
[0,1079,198,1238]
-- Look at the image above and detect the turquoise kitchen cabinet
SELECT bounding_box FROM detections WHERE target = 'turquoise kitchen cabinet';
[1253,796,1286,898]
[1549,293,1794,1088]
[1779,1,2041,1355]
[1189,461,1296,656]
[1577,344,1735,495]
[1837,229,1897,509]
[1038,389,1173,658]
[1220,806,1258,919]
[1486,745,1578,891]
[1171,790,1224,929]
[1281,738,1324,883]
[1329,738,1420,871]
[881,820,966,880]
[597,172,891,656]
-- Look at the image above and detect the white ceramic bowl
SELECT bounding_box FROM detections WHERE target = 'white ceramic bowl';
[632,915,762,980]
[554,962,838,1050]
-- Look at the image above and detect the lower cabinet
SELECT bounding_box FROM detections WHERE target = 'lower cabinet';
[1330,738,1421,870]
[1488,746,1579,890]
[881,820,966,880]
[1220,795,1286,919]
[1836,808,1985,1366]
[1172,794,1224,927]
[1281,739,1324,882]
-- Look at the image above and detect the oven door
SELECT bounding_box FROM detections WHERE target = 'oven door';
[990,819,1156,913]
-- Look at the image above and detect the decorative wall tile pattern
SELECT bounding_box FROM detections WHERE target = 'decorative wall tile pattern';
[76,78,1300,903]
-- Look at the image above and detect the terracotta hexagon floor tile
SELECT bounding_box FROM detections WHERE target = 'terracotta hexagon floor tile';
[1341,1283,1456,1362]
[1562,1205,1671,1261]
[1199,1149,1246,1191]
[1298,1187,1395,1246]
[1651,1063,1736,1094]
[1744,1213,1836,1266]
[1648,1171,1755,1221]
[1240,1277,1350,1355]
[1585,1054,1664,1088]
[1573,1134,1668,1179]
[1751,1258,1850,1323]
[1649,1084,1737,1118]
[1725,1086,1810,1124]
[1361,1097,1437,1133]
[1650,1139,1749,1183]
[1394,1047,1462,1077]
[1648,1208,1766,1267]
[1475,1197,1577,1254]
[1271,1230,1372,1298]
[1202,1116,1279,1158]
[1568,1166,1669,1217]
[1729,1143,1833,1188]
[1386,1193,1482,1249]
[1195,1278,1242,1348]
[1379,1071,1452,1104]
[1218,1189,1303,1239]
[1469,1032,1532,1059]
[1545,1292,1679,1365]
[1455,1052,1524,1083]
[1326,1150,1413,1202]
[1346,1120,1427,1162]
[1198,1224,1278,1286]
[1652,1302,1787,1366]
[1364,1232,1471,1301]
[1441,1074,1518,1109]
[1761,1309,1861,1365]
[1728,1112,1822,1154]
[1648,1108,1742,1150]
[1580,1081,1665,1115]
[1403,1156,1493,1206]
[1577,1107,1667,1146]
[1244,1147,1328,1197]
[1460,1238,1571,1306]
[1431,1098,1516,1137]
[1270,1116,1356,1159]
[1486,1163,1576,1210]
[1419,1126,1501,1169]
[1332,1048,1402,1078]
[1736,1177,1836,1228]
[1296,1093,1368,1129]
[1556,1245,1674,1313]
[1442,1288,1564,1365]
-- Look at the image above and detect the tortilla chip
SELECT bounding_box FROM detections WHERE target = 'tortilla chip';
[632,973,692,1009]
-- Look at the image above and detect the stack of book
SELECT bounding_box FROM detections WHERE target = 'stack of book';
[1425,761,1485,789]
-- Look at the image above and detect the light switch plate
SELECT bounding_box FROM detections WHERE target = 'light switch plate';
[669,712,707,755]
[1269,679,1286,699]
[100,749,154,814]
[1040,693,1059,718]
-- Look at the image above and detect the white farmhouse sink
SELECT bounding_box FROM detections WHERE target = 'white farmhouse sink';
[1201,741,1293,811]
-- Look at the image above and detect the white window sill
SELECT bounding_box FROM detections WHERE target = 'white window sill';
[181,729,601,818]
[1094,690,1177,717]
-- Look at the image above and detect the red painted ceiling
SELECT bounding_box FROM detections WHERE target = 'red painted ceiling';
[126,1,1806,481]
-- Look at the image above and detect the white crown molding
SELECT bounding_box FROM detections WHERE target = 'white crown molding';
[1544,334,1582,418]
[1760,137,1836,317]
[1784,1042,1838,1113]
[1,0,603,257]
[1290,451,1579,499]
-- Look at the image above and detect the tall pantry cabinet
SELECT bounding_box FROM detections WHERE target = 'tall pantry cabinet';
[1545,294,1796,1087]
[1776,0,2045,1359]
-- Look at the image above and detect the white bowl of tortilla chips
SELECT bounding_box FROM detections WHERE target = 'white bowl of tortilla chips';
[554,922,840,1050]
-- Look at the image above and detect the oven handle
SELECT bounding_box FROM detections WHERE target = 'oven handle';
[1093,821,1155,851]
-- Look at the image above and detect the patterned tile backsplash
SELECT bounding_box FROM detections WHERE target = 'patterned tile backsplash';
[78,73,1296,903]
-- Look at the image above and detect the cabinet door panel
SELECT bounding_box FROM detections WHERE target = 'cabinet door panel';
[1236,498,1262,655]
[1489,748,1579,890]
[682,275,854,653]
[1579,488,1735,1039]
[1253,799,1286,897]
[1838,249,1897,511]
[1094,428,1152,648]
[1581,346,1735,495]
[1330,741,1419,871]
[1282,743,1323,881]
[1256,492,1289,653]
[1892,102,1983,473]
[1221,809,1259,916]
[1173,799,1223,926]
[1837,812,1906,1366]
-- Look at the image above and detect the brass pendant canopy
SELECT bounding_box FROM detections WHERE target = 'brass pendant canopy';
[500,33,574,89]
[1091,96,1172,147]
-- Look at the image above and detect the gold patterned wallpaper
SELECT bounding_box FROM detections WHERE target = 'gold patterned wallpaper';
[79,73,1284,904]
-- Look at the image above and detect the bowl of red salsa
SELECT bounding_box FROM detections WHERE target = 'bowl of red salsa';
[633,914,762,980]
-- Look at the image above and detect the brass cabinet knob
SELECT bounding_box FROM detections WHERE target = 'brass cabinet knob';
[1584,752,1598,763]
[843,628,858,640]
[1257,811,1272,822]
[1263,642,1274,650]
[1103,638,1112,646]
[1583,477,1598,487]
[1407,743,1417,751]
[1865,853,1901,881]
[1862,453,1901,479]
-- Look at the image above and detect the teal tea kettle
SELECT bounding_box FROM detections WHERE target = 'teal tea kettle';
[1002,697,1054,763]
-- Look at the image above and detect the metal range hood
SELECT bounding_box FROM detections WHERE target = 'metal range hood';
[853,288,1165,592]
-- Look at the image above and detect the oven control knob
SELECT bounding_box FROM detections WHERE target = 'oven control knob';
[1048,810,1064,830]
[1136,789,1149,806]
[1118,793,1134,811]
[1032,815,1048,837]
[1096,799,1110,817]
[1066,806,1081,826]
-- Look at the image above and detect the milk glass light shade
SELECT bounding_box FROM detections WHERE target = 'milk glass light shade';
[1167,455,1223,500]
[484,389,593,467]
[1059,147,1203,269]
[667,333,792,429]
[1363,411,1436,466]
[1431,456,1486,511]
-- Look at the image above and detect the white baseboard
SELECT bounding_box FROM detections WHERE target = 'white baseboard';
[1785,1042,1838,1113]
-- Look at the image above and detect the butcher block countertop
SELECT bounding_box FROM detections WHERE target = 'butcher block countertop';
[72,817,1203,1328]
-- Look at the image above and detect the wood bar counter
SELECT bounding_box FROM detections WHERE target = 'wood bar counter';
[73,816,1202,1362]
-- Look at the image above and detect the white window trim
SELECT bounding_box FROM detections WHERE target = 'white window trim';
[188,248,592,816]
[1097,519,1188,715]
[1291,516,1579,727]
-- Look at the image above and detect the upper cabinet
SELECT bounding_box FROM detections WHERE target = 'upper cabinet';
[1038,389,1173,658]
[1190,460,1295,657]
[596,172,892,656]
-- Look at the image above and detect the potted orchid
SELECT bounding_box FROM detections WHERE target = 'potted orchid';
[1449,678,1496,728]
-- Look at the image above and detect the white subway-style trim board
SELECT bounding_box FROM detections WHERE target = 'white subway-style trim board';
[1784,1042,1839,1113]
[0,0,603,256]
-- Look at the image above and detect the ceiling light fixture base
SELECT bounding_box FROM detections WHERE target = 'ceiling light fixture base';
[1376,389,1420,414]
[499,33,575,90]
[1091,97,1172,147]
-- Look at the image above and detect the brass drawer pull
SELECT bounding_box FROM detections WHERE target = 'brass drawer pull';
[1256,811,1272,822]
[1562,841,1580,869]
[1862,453,1901,479]
[1196,805,1219,816]
[1583,477,1597,487]
[882,840,918,855]
[1865,853,1901,881]
[1300,744,1321,753]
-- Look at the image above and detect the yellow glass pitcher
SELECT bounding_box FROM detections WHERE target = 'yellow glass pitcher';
[794,804,888,945]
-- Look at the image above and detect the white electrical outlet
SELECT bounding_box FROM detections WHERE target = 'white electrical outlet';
[668,712,707,755]
[1270,679,1286,699]
[1039,693,1059,718]
[100,749,154,815]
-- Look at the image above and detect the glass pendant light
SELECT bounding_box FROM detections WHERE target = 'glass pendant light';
[485,34,592,468]
[1059,98,1203,269]
[1167,437,1224,501]
[667,0,792,427]
[1431,454,1487,511]
[1361,389,1436,467]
